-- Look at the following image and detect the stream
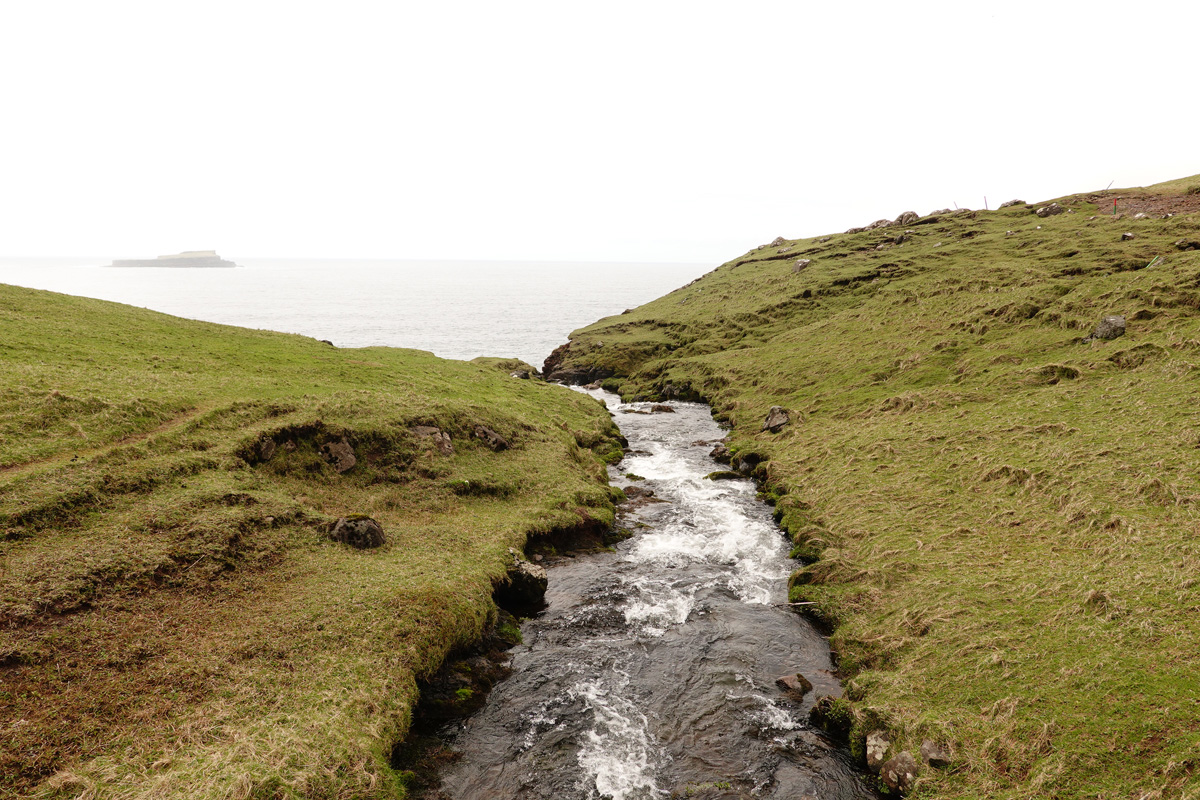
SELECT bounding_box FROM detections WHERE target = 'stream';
[432,391,876,799]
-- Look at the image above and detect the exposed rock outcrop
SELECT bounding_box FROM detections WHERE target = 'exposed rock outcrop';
[1035,202,1065,218]
[320,439,357,472]
[762,406,790,433]
[1083,315,1126,342]
[412,425,454,456]
[880,751,919,793]
[330,516,386,549]
[473,425,509,451]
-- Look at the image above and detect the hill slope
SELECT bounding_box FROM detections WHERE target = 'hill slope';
[545,176,1200,798]
[0,285,622,798]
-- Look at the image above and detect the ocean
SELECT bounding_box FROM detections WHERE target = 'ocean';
[0,258,707,369]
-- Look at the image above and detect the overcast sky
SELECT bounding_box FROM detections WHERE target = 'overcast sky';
[2,1,1196,264]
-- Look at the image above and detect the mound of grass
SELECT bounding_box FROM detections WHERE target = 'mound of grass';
[546,175,1200,798]
[0,284,622,798]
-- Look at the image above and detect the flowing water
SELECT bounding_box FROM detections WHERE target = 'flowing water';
[434,391,876,800]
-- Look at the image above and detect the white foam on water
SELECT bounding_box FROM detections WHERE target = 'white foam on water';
[572,678,667,800]
[622,576,696,636]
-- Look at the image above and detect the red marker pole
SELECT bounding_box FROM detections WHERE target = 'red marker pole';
[1113,199,1117,216]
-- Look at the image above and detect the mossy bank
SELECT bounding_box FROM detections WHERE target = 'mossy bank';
[545,175,1200,798]
[0,284,623,798]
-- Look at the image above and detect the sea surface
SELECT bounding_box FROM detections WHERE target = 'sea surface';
[0,258,707,368]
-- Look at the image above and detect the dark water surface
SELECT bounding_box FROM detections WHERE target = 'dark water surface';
[435,391,875,799]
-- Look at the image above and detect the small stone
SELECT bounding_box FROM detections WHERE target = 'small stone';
[1132,212,1149,220]
[1035,202,1065,218]
[793,258,811,272]
[320,439,357,473]
[920,738,952,768]
[880,751,920,793]
[1005,230,1015,237]
[1121,232,1136,241]
[473,425,510,451]
[774,672,813,703]
[330,516,386,549]
[1084,315,1126,342]
[818,236,832,243]
[762,406,790,433]
[865,730,891,772]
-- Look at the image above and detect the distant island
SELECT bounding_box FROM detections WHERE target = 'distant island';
[107,250,238,268]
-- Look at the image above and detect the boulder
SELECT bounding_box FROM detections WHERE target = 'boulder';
[473,425,509,451]
[769,236,788,247]
[893,211,919,226]
[412,425,454,456]
[256,437,277,462]
[867,218,892,230]
[1034,202,1065,218]
[880,751,919,793]
[330,516,386,549]
[320,439,357,473]
[623,485,655,500]
[775,672,813,703]
[845,226,867,234]
[649,404,676,413]
[762,406,790,433]
[999,199,1025,208]
[865,730,891,772]
[1120,232,1136,241]
[920,738,952,768]
[793,258,811,272]
[496,548,548,611]
[709,443,732,464]
[1084,315,1126,342]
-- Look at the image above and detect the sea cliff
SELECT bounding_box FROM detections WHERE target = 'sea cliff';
[544,175,1200,798]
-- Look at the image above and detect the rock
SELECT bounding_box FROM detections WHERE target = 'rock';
[496,548,548,611]
[710,443,732,464]
[999,199,1025,208]
[473,425,509,451]
[583,381,602,390]
[845,226,867,234]
[920,738,952,768]
[1084,315,1126,342]
[1176,239,1200,251]
[1035,202,1065,218]
[793,258,811,272]
[880,751,919,794]
[893,234,909,245]
[510,370,531,379]
[865,730,891,772]
[762,406,790,433]
[256,437,277,462]
[412,425,454,456]
[808,695,854,740]
[649,404,675,413]
[330,516,386,549]
[318,339,334,347]
[769,236,788,246]
[1132,212,1149,220]
[1005,230,1015,237]
[774,672,813,703]
[867,218,892,230]
[320,439,357,473]
[705,470,743,481]
[1121,232,1136,241]
[623,485,655,499]
[893,211,919,226]
[818,236,832,243]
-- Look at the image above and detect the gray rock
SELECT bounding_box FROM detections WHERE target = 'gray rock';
[413,425,454,456]
[880,751,919,793]
[1035,202,1065,218]
[818,236,832,243]
[845,226,867,234]
[763,406,790,433]
[1121,232,1136,241]
[1005,230,1015,237]
[865,730,891,772]
[320,439,357,473]
[709,443,731,464]
[256,437,277,462]
[1084,315,1126,342]
[769,236,788,247]
[920,738,952,768]
[893,211,919,226]
[793,258,811,272]
[999,199,1025,208]
[502,548,548,608]
[330,516,386,549]
[473,424,509,451]
[510,370,531,379]
[774,672,813,703]
[1133,212,1149,220]
[867,218,893,230]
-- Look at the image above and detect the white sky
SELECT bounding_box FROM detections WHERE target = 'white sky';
[2,1,1197,264]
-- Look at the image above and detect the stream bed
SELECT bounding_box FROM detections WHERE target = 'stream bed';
[432,391,876,799]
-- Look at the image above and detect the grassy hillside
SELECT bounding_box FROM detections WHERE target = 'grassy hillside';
[0,285,622,799]
[545,176,1200,798]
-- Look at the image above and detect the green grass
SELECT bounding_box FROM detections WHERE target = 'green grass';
[0,285,622,799]
[547,176,1200,799]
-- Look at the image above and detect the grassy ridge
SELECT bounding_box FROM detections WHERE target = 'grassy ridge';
[0,285,623,798]
[545,177,1200,798]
